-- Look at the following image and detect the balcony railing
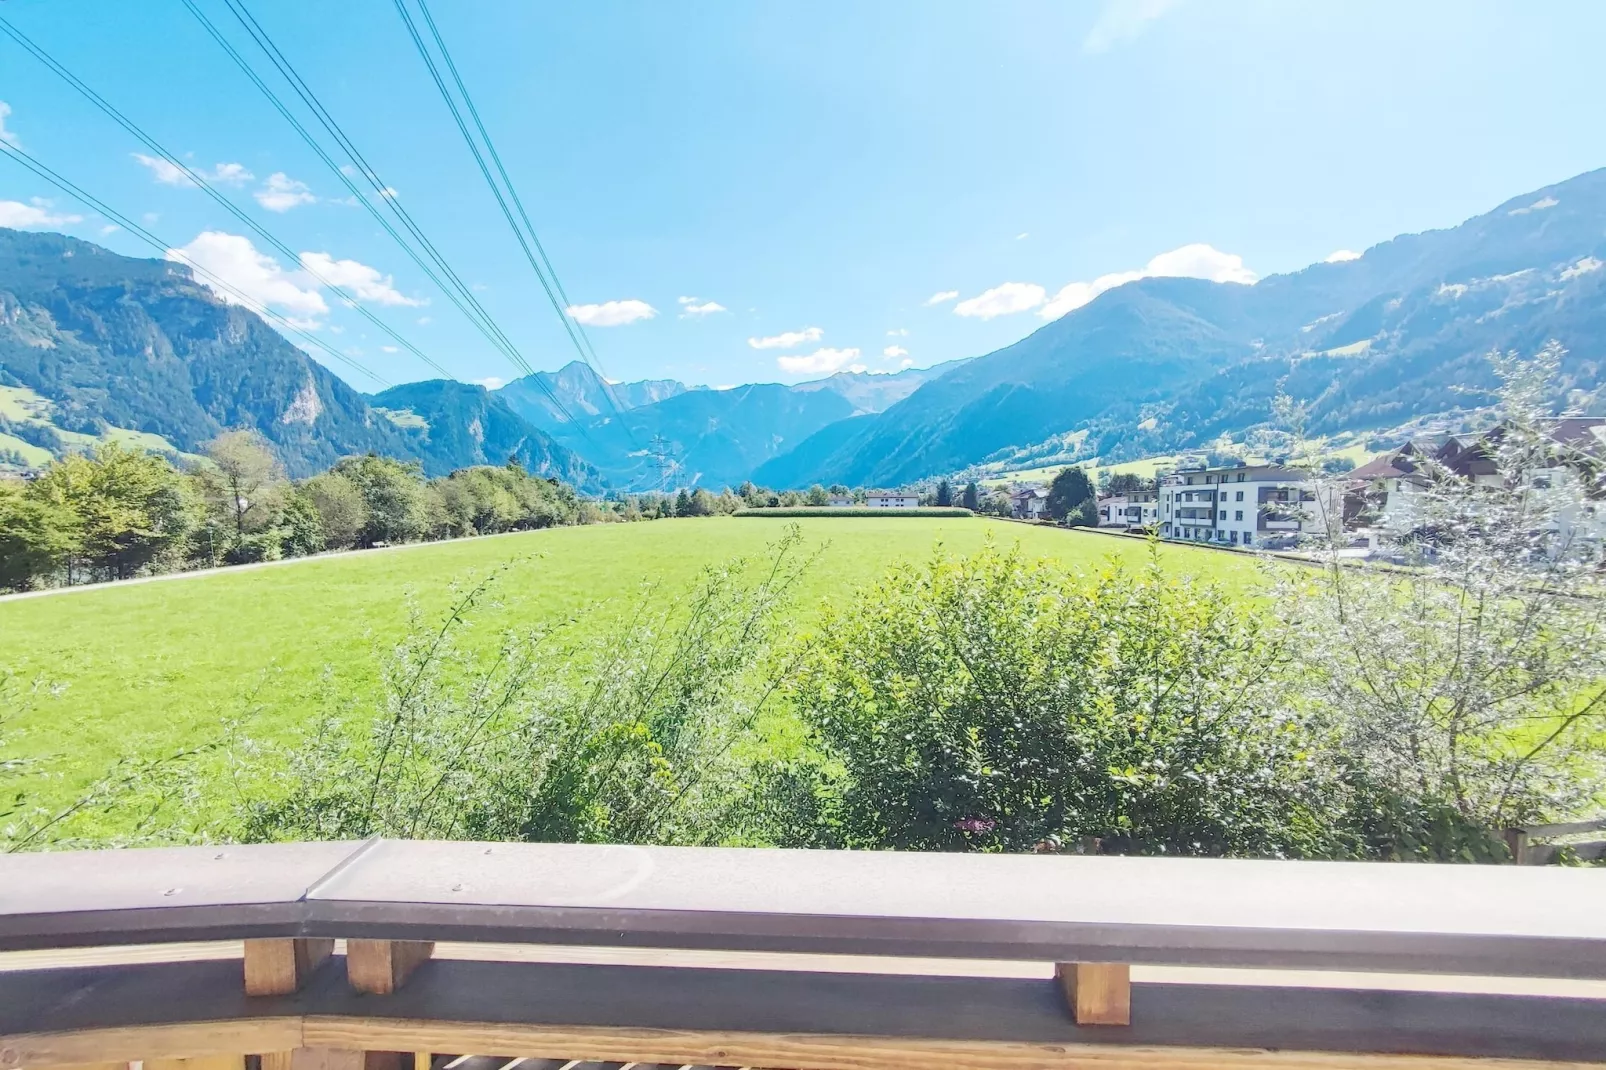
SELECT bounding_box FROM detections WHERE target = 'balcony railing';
[2,840,1605,1070]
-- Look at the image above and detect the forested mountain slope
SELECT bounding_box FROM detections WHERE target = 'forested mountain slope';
[0,228,596,482]
[758,168,1606,487]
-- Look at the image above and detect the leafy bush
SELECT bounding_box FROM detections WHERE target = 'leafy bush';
[764,540,1346,857]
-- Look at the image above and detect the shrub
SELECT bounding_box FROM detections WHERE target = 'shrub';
[766,540,1345,857]
[226,528,813,844]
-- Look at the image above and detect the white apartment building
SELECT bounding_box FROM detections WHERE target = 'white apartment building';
[1159,463,1337,549]
[1097,494,1159,529]
[865,492,920,509]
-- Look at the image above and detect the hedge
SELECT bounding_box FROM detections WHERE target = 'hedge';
[732,507,974,518]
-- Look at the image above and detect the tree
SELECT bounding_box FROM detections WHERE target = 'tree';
[1102,472,1154,496]
[935,479,953,507]
[962,481,980,511]
[202,431,285,540]
[0,484,80,591]
[1279,345,1606,848]
[806,484,830,506]
[674,488,692,516]
[330,455,428,546]
[28,444,192,581]
[278,489,325,557]
[303,472,369,550]
[1045,466,1096,522]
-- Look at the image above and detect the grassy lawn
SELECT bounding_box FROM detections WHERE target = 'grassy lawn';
[0,516,1255,831]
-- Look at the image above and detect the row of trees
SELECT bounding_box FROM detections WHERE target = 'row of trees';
[0,433,597,591]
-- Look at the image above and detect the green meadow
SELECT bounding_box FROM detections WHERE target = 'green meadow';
[0,516,1254,828]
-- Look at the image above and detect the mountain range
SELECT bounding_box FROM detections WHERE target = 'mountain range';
[757,168,1606,487]
[3,167,1603,492]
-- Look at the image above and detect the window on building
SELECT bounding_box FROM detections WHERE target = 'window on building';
[1237,472,1245,482]
[1230,531,1239,544]
[1235,510,1243,521]
[1218,510,1226,520]
[1243,532,1252,546]
[1235,490,1243,501]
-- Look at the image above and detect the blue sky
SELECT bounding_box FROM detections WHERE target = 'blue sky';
[2,0,1604,391]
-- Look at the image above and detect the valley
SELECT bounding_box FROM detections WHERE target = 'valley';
[0,515,1252,835]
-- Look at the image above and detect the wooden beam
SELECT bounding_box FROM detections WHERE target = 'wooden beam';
[303,1015,1606,1070]
[245,939,336,996]
[345,941,434,995]
[142,1056,246,1070]
[1056,961,1131,1026]
[0,1019,301,1069]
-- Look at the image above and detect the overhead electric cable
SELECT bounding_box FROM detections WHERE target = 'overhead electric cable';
[188,0,597,439]
[182,0,526,372]
[0,13,453,382]
[0,140,390,386]
[412,0,609,378]
[390,0,636,434]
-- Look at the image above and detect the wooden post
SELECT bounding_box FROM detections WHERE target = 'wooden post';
[346,940,435,994]
[1502,827,1531,865]
[1055,961,1131,1026]
[244,938,336,996]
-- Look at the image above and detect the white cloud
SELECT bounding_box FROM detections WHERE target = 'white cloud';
[883,345,909,359]
[1038,243,1257,320]
[1509,196,1558,216]
[381,345,400,353]
[566,298,657,326]
[925,290,959,305]
[777,347,860,375]
[133,153,194,186]
[100,224,121,235]
[1016,232,1030,240]
[0,198,83,228]
[473,376,505,390]
[417,316,432,325]
[1083,0,1181,54]
[899,357,914,369]
[748,326,824,349]
[1324,249,1362,263]
[256,173,315,212]
[887,327,908,336]
[299,251,422,306]
[677,295,727,317]
[1561,256,1603,280]
[132,156,253,188]
[0,101,19,147]
[166,230,328,321]
[142,212,160,225]
[207,162,254,185]
[255,172,316,212]
[379,187,399,199]
[954,281,1047,319]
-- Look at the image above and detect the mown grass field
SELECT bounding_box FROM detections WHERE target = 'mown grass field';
[0,516,1256,830]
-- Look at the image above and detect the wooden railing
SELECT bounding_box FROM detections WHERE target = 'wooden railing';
[2,840,1605,1070]
[1505,817,1606,865]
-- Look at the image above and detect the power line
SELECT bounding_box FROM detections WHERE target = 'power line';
[392,0,636,450]
[182,0,597,440]
[0,139,390,387]
[0,13,452,383]
[411,0,610,380]
[183,0,523,372]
